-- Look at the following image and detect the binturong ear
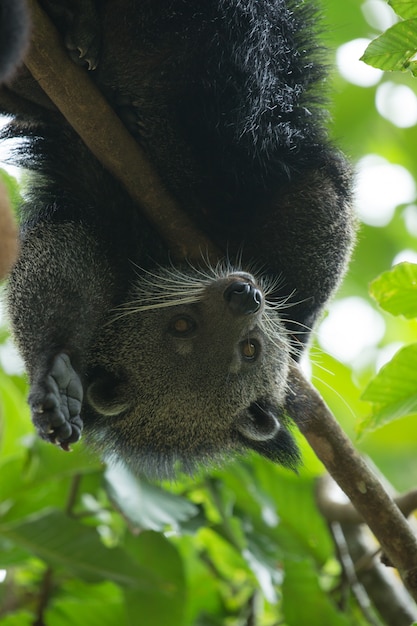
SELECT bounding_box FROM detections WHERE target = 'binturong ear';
[236,401,300,469]
[87,371,130,417]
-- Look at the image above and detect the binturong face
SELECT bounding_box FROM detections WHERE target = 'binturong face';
[85,264,300,479]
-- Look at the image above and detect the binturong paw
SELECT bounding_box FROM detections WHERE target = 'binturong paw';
[64,0,101,71]
[29,353,83,450]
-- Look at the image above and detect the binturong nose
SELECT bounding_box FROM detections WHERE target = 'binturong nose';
[224,280,263,315]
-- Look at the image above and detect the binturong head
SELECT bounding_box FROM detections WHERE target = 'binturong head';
[86,263,300,479]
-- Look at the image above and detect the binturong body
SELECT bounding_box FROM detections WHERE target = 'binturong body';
[1,0,355,479]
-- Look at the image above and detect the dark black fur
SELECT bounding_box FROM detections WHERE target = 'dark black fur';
[0,0,29,83]
[0,0,354,478]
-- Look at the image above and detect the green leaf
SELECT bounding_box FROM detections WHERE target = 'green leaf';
[0,535,32,566]
[0,441,103,525]
[0,509,162,589]
[175,535,222,625]
[0,612,33,626]
[282,558,352,626]
[251,459,334,564]
[389,0,417,19]
[0,456,28,502]
[104,463,198,531]
[370,262,417,318]
[361,20,417,74]
[47,580,127,626]
[360,343,417,432]
[243,532,284,603]
[28,436,102,483]
[0,367,31,458]
[123,531,186,626]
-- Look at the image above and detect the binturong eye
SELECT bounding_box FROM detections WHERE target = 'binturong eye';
[240,339,259,361]
[168,315,196,337]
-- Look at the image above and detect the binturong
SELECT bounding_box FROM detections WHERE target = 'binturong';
[1,0,356,479]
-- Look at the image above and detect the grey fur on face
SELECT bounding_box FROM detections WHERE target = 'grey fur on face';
[85,265,299,479]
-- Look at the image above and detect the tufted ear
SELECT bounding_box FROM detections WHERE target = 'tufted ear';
[237,402,281,441]
[236,400,300,469]
[87,371,130,417]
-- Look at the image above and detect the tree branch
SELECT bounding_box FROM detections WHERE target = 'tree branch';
[317,473,417,524]
[317,474,417,625]
[332,521,417,626]
[330,521,380,626]
[286,364,417,601]
[23,0,417,603]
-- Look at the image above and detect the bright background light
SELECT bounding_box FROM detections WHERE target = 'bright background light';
[355,155,416,226]
[318,297,386,364]
[403,205,417,236]
[392,249,417,265]
[0,293,24,375]
[361,0,397,31]
[336,39,383,87]
[376,82,417,128]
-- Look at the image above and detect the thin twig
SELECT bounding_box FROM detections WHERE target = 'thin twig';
[65,473,82,516]
[342,523,417,626]
[331,521,379,626]
[33,566,53,626]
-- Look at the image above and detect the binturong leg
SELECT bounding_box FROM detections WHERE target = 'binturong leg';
[7,220,117,448]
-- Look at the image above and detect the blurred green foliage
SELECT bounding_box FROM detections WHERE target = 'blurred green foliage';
[362,0,417,75]
[1,1,417,624]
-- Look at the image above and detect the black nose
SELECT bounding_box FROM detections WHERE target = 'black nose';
[224,280,263,315]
